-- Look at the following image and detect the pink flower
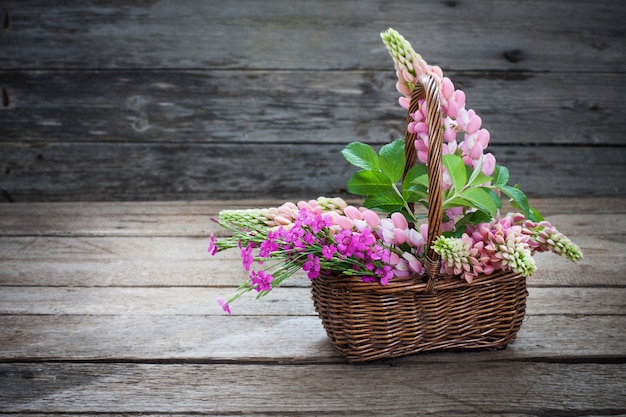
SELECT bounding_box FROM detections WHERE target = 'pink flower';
[217,297,231,315]
[240,244,254,271]
[250,270,273,292]
[402,252,424,274]
[343,205,362,221]
[207,234,218,256]
[322,245,337,260]
[391,212,408,229]
[482,153,496,176]
[331,212,353,230]
[337,230,355,255]
[361,209,380,228]
[303,254,321,279]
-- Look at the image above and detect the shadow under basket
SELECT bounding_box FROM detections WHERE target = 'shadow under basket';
[311,271,528,363]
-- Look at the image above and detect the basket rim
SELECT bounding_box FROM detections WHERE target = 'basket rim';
[315,269,524,294]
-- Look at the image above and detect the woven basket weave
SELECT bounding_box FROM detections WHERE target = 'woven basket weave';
[311,75,528,363]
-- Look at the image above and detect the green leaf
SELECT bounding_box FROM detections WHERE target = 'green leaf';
[363,190,405,213]
[486,188,503,210]
[458,187,499,217]
[529,206,544,222]
[346,170,392,196]
[379,139,405,183]
[341,142,380,171]
[499,184,530,215]
[444,196,475,210]
[403,184,428,204]
[402,164,428,191]
[493,165,509,187]
[468,210,493,224]
[467,159,493,187]
[442,154,467,193]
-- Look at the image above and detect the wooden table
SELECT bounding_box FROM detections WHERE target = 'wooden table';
[1,198,624,415]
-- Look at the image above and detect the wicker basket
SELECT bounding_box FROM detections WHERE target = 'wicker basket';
[310,75,528,363]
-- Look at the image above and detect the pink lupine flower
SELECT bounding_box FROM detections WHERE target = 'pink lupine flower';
[482,153,496,176]
[393,228,408,244]
[361,209,380,228]
[407,228,425,248]
[391,212,408,229]
[393,259,411,278]
[441,77,455,99]
[382,28,498,185]
[402,251,424,274]
[343,205,362,221]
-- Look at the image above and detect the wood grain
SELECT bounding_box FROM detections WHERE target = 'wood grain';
[3,142,625,201]
[0,199,623,414]
[1,198,624,237]
[1,1,623,201]
[1,0,623,71]
[0,362,624,414]
[0,233,622,287]
[0,71,621,145]
[0,314,624,362]
[0,286,623,316]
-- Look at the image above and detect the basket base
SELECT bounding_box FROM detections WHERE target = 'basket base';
[311,270,528,363]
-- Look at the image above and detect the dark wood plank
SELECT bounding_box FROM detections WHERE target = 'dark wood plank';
[2,142,625,201]
[0,362,624,414]
[0,71,621,145]
[0,314,623,362]
[1,0,623,72]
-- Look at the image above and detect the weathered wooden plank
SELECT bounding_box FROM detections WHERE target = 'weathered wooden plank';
[2,143,625,201]
[0,71,621,145]
[0,232,622,287]
[0,314,623,362]
[1,0,623,72]
[1,199,625,236]
[0,362,624,414]
[0,286,623,317]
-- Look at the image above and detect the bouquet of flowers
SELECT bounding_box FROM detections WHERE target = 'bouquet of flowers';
[208,29,582,315]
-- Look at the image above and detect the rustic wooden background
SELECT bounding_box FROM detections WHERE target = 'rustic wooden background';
[1,0,625,202]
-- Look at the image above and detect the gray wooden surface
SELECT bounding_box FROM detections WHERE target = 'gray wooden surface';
[1,1,625,201]
[0,198,625,415]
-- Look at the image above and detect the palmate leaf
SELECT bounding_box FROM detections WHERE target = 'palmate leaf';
[346,170,392,196]
[402,164,428,190]
[444,187,499,218]
[379,139,405,183]
[460,187,499,217]
[363,190,405,213]
[341,142,380,171]
[444,210,493,238]
[403,184,428,203]
[467,158,494,187]
[499,184,530,215]
[442,154,467,193]
[493,165,509,187]
[487,188,503,210]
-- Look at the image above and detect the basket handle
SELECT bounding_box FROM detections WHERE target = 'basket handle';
[402,75,443,291]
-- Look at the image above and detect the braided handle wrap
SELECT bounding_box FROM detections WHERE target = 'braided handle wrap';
[402,75,443,291]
